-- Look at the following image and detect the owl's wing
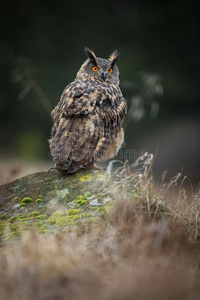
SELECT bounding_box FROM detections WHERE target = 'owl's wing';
[50,79,103,170]
[50,115,99,172]
[51,79,96,122]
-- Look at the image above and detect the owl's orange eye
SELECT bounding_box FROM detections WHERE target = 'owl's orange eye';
[92,66,99,72]
[108,68,113,73]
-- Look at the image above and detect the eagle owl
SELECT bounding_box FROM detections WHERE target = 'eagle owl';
[49,47,127,173]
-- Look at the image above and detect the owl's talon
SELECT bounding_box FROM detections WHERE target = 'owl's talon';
[48,167,55,173]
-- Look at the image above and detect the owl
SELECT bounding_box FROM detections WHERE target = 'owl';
[49,47,127,173]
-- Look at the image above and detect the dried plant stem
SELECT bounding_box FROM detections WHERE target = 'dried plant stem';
[22,68,52,119]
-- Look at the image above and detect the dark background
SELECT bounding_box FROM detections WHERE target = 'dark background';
[1,0,200,184]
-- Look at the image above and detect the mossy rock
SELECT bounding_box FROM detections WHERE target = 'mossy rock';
[0,169,112,244]
[0,168,179,244]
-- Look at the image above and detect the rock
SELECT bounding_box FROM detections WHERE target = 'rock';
[0,169,111,244]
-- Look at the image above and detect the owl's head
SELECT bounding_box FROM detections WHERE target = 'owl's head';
[76,47,121,86]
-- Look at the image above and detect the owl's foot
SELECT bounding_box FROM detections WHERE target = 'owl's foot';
[48,166,67,175]
[48,167,55,173]
[53,163,69,174]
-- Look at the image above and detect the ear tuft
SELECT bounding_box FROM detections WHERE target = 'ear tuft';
[84,47,97,65]
[109,50,121,67]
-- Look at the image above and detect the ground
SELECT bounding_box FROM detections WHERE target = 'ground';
[0,168,200,299]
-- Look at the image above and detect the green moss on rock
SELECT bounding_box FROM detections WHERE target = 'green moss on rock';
[21,197,32,204]
[0,214,7,219]
[69,214,82,221]
[12,197,20,203]
[9,214,27,221]
[0,169,110,244]
[77,195,86,201]
[67,209,82,216]
[35,198,42,203]
[75,199,87,206]
[79,175,92,181]
[28,211,40,217]
[85,192,92,197]
[35,214,48,220]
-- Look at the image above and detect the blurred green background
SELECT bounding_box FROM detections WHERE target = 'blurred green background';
[0,0,200,184]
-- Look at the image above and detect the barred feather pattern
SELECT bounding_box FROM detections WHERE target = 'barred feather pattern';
[50,76,127,173]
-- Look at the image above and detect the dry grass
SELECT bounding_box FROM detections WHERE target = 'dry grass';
[0,156,200,299]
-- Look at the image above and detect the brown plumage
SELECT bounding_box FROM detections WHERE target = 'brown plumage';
[49,47,127,173]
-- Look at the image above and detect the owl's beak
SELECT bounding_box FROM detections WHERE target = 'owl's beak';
[101,71,107,81]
